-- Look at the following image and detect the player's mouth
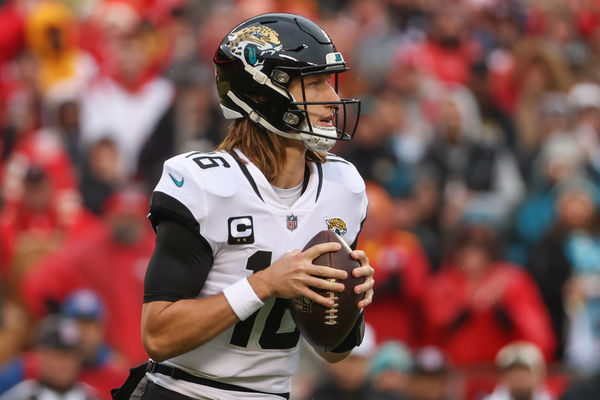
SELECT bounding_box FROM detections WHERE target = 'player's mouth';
[317,116,334,127]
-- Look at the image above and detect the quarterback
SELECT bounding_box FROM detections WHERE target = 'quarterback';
[113,13,374,400]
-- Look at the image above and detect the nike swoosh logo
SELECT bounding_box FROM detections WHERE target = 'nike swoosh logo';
[168,173,184,187]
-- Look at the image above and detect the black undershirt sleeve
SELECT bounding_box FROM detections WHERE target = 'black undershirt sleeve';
[144,219,214,303]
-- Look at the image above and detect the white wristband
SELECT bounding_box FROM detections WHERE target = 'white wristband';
[223,277,264,321]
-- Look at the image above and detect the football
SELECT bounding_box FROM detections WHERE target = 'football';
[289,229,364,351]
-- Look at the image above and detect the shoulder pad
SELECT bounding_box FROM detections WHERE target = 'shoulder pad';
[151,151,238,228]
[165,151,238,198]
[323,154,366,194]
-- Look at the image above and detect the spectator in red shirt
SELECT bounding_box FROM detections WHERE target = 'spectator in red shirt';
[422,220,555,365]
[0,167,99,296]
[408,5,479,85]
[1,118,79,209]
[20,189,155,365]
[360,182,430,346]
[0,3,24,68]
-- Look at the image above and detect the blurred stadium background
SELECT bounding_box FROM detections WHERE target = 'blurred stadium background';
[1,0,600,399]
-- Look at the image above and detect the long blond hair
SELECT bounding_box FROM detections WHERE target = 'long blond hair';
[216,119,326,182]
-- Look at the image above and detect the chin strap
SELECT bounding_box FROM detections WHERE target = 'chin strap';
[300,125,336,152]
[226,90,337,152]
[226,91,300,140]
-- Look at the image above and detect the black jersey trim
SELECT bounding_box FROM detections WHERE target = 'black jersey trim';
[325,154,350,164]
[147,362,290,399]
[148,192,200,234]
[326,158,350,164]
[231,152,264,202]
[349,214,367,251]
[315,163,323,202]
[300,163,310,196]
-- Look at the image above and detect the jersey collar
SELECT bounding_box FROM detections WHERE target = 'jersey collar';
[232,149,323,209]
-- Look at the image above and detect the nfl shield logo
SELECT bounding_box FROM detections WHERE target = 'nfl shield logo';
[287,215,298,231]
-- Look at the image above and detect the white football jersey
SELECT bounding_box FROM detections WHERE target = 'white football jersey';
[147,149,367,399]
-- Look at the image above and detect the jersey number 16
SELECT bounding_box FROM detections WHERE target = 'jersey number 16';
[229,251,300,350]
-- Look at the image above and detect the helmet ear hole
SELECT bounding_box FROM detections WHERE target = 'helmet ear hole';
[283,112,301,126]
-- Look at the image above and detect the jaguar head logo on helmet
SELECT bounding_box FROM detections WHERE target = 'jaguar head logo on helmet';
[214,13,361,153]
[228,26,282,68]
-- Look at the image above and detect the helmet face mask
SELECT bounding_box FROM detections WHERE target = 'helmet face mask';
[214,13,360,152]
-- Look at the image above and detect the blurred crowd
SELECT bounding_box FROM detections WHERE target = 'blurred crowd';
[1,0,600,399]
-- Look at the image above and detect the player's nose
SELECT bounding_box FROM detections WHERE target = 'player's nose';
[324,82,340,103]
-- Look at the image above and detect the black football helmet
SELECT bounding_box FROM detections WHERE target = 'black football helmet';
[214,13,360,152]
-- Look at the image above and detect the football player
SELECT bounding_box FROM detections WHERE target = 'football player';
[113,13,374,400]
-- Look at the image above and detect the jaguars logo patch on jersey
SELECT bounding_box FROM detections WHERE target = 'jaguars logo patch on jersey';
[326,218,347,236]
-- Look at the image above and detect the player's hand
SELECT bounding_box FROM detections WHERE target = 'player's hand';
[350,250,374,309]
[249,242,348,308]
